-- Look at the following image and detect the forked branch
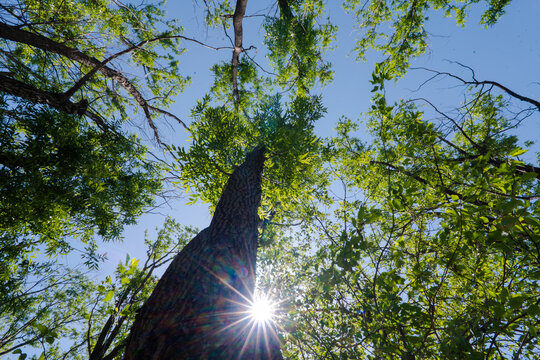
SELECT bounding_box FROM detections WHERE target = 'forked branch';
[0,21,210,142]
[413,66,540,111]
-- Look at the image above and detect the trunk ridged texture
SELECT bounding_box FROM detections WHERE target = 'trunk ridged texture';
[123,147,282,359]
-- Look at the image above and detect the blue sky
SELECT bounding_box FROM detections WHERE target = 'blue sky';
[91,0,540,276]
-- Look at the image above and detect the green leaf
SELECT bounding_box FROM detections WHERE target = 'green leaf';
[509,295,524,309]
[523,216,540,228]
[493,303,505,318]
[509,148,527,157]
[35,323,49,336]
[500,216,519,227]
[520,172,538,181]
[527,304,540,316]
[391,198,402,210]
[500,288,509,302]
[103,290,114,302]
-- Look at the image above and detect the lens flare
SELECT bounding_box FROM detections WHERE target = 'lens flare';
[249,295,274,324]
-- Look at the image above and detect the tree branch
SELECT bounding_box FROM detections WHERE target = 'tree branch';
[65,34,232,99]
[370,159,487,206]
[231,0,248,107]
[0,21,161,141]
[0,74,111,131]
[412,66,540,111]
[0,74,85,114]
[479,79,540,111]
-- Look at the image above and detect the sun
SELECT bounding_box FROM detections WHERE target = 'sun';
[249,295,275,324]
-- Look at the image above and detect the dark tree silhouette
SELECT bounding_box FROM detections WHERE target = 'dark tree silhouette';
[124,146,283,359]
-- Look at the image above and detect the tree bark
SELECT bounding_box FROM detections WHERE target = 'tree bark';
[123,146,283,360]
[231,0,248,107]
[0,74,88,115]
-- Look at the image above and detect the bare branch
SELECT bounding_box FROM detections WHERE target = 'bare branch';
[148,105,191,133]
[408,97,481,152]
[412,66,540,111]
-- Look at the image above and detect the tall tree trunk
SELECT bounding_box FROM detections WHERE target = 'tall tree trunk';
[123,147,282,359]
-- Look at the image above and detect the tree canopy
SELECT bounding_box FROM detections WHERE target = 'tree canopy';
[1,0,539,359]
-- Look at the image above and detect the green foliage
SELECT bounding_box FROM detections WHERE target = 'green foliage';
[199,0,233,27]
[3,1,538,359]
[288,78,539,358]
[343,0,513,75]
[210,60,273,106]
[0,102,162,341]
[0,262,95,359]
[1,0,189,125]
[170,92,329,224]
[0,102,161,244]
[165,0,336,225]
[264,0,336,95]
[0,218,194,359]
[1,0,178,331]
